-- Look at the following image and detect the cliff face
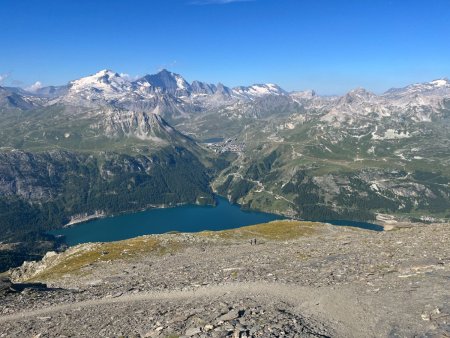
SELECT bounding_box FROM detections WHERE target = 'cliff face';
[0,150,84,201]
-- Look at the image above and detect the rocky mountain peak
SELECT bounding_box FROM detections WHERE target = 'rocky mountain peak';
[95,109,189,143]
[341,88,377,104]
[190,80,217,95]
[136,69,191,95]
[215,83,233,96]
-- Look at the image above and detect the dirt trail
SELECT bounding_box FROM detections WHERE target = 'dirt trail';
[1,282,368,337]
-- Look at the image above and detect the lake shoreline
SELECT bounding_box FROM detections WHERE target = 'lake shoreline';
[64,212,107,228]
[52,196,284,246]
[62,199,220,229]
[62,193,389,233]
[53,195,389,248]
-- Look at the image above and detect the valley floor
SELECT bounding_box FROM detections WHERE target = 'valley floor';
[1,221,449,337]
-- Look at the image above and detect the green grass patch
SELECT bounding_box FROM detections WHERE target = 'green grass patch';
[199,220,325,241]
[29,236,183,281]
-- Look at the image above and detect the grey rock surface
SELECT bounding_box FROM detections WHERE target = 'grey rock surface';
[1,222,449,337]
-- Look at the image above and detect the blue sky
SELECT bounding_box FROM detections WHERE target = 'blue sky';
[1,0,450,94]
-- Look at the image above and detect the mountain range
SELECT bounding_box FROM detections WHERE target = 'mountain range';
[3,69,450,122]
[0,68,449,271]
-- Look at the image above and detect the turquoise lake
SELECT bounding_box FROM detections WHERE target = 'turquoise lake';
[51,196,383,246]
[50,197,283,246]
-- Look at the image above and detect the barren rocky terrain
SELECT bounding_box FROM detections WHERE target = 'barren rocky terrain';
[1,220,449,338]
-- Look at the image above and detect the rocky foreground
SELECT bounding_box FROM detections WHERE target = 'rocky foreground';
[1,220,449,338]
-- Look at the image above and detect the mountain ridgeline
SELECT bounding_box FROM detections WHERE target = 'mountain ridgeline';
[0,105,224,271]
[0,69,450,270]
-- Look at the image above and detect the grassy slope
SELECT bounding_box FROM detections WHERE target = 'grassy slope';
[212,115,450,220]
[24,220,325,282]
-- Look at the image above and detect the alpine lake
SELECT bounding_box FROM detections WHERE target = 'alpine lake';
[50,196,383,246]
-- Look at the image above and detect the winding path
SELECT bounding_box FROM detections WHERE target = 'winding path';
[1,282,370,338]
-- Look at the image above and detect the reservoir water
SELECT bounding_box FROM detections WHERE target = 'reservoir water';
[50,197,283,246]
[325,219,383,232]
[50,196,383,246]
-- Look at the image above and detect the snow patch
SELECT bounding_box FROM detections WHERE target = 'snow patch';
[430,79,449,87]
[372,129,411,140]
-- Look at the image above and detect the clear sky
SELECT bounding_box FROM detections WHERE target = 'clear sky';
[1,0,450,94]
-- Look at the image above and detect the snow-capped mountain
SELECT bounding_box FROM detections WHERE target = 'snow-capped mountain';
[54,68,287,106]
[59,69,133,104]
[232,83,286,100]
[308,80,450,126]
[3,70,450,127]
[384,78,450,97]
[37,69,291,119]
[69,69,131,93]
[86,70,284,98]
